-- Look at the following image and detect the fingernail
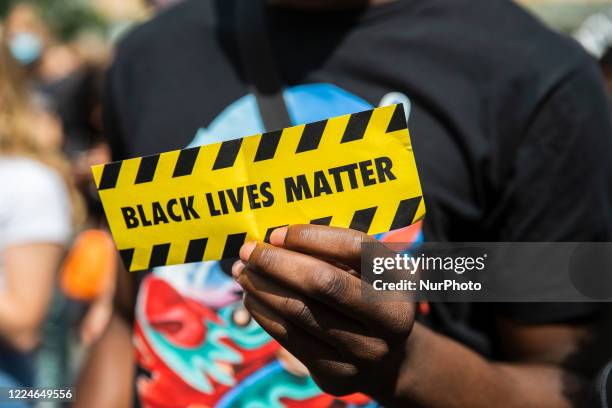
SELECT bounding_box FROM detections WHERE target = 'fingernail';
[240,242,256,261]
[232,260,245,279]
[269,227,288,246]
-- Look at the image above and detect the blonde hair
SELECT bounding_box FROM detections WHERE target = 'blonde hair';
[0,30,85,227]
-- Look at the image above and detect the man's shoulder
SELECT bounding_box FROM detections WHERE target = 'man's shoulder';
[114,0,216,64]
[463,0,591,72]
[385,0,591,78]
[430,0,600,111]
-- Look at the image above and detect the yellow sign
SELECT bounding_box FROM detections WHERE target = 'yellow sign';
[93,104,425,272]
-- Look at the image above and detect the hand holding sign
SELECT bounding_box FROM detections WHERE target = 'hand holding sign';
[93,104,425,272]
[233,224,415,398]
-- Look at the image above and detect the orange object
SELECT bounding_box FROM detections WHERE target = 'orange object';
[61,229,116,301]
[382,220,423,243]
[418,301,431,316]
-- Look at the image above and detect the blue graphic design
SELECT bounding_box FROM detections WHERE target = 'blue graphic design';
[191,83,378,146]
[139,297,272,393]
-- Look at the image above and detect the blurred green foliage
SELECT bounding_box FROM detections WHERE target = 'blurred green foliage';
[524,3,611,32]
[0,0,107,41]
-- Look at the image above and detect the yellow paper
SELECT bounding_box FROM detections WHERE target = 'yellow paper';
[92,104,425,271]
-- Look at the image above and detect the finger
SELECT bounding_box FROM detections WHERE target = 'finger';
[238,244,414,336]
[239,243,362,319]
[237,264,391,364]
[243,293,359,383]
[269,225,376,271]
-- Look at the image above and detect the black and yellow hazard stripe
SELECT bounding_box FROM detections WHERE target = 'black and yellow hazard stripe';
[97,103,410,190]
[94,104,425,272]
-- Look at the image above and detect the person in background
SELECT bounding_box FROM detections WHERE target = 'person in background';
[4,2,110,160]
[2,2,67,153]
[0,28,80,389]
[4,2,80,86]
[5,2,117,351]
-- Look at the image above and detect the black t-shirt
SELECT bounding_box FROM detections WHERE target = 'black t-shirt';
[105,0,612,405]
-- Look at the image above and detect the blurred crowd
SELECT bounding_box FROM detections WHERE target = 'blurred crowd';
[0,0,611,404]
[0,2,116,397]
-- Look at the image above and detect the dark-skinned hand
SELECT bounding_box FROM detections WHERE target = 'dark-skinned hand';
[232,224,415,398]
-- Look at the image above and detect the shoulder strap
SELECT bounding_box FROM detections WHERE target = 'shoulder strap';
[234,0,292,131]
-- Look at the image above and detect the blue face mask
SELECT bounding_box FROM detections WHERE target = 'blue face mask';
[9,32,43,65]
